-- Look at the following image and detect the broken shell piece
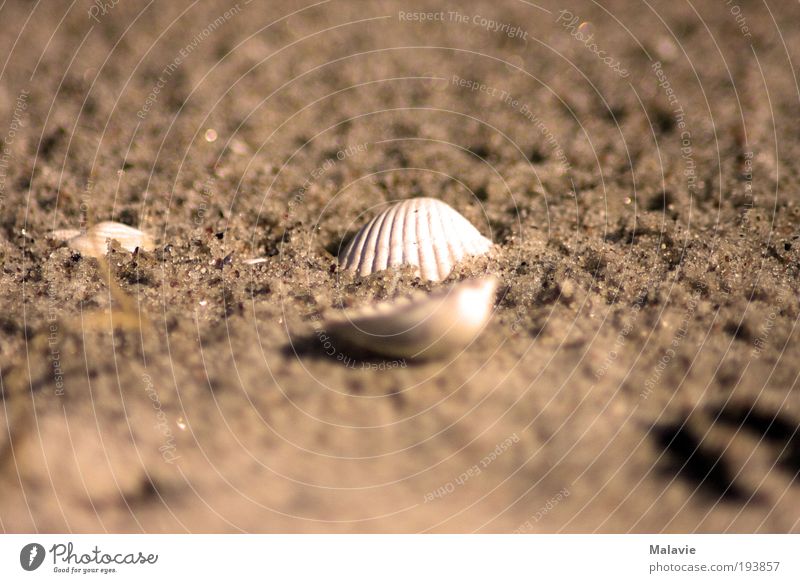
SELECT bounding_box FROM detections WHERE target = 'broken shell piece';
[324,276,498,360]
[53,221,155,258]
[50,228,81,240]
[338,198,493,281]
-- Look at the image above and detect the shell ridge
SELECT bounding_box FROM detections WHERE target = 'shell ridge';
[341,217,371,270]
[428,200,445,280]
[417,200,435,280]
[339,231,358,267]
[388,199,406,268]
[401,201,416,274]
[412,199,425,277]
[352,215,380,275]
[372,200,400,273]
[440,201,460,276]
[359,212,386,276]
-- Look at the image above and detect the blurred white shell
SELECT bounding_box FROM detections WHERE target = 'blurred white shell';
[325,276,498,360]
[339,198,492,281]
[51,221,155,258]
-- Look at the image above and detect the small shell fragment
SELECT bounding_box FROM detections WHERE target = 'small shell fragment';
[52,221,155,258]
[324,276,498,360]
[339,198,493,281]
[50,228,81,240]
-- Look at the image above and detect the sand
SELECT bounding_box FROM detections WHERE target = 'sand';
[0,0,798,532]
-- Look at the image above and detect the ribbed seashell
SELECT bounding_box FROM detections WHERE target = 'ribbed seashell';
[324,276,498,360]
[51,221,155,258]
[339,198,493,281]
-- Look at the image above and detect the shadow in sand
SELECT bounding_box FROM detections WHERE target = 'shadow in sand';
[282,330,412,369]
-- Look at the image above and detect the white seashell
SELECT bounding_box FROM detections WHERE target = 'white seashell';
[324,276,498,360]
[242,257,268,265]
[54,221,155,258]
[338,198,493,281]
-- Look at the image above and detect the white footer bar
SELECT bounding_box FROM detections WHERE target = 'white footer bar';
[1,535,797,581]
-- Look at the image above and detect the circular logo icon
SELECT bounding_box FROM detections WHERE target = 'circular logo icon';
[20,543,46,571]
